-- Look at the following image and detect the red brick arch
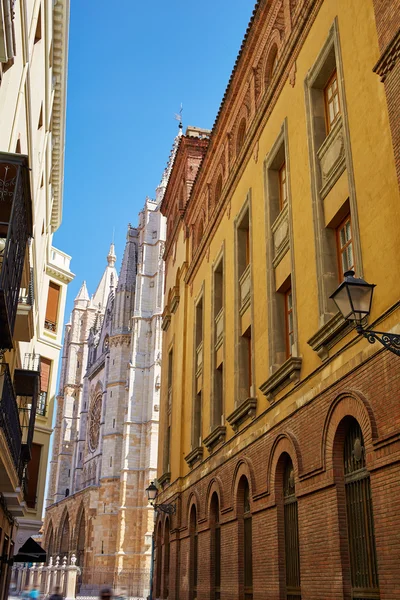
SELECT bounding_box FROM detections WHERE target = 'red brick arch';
[322,390,378,475]
[205,476,225,518]
[186,488,201,527]
[267,432,302,502]
[231,457,256,517]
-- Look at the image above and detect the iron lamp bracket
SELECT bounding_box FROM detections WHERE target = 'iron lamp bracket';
[356,325,400,357]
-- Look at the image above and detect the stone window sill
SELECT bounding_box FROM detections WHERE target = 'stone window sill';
[170,287,180,313]
[158,471,171,488]
[227,397,257,432]
[184,446,204,469]
[260,356,302,402]
[307,312,352,360]
[203,426,226,453]
[161,312,171,331]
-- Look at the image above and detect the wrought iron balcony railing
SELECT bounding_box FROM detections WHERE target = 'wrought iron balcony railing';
[18,267,34,305]
[0,362,22,472]
[0,153,32,351]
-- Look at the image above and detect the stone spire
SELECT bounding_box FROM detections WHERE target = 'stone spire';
[112,225,139,333]
[74,281,90,307]
[92,244,119,309]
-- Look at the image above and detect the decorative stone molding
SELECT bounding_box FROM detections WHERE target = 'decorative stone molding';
[170,287,180,313]
[203,426,226,453]
[215,308,224,350]
[239,264,251,315]
[158,471,171,488]
[260,357,302,401]
[161,309,171,331]
[271,204,290,268]
[317,116,346,199]
[307,311,352,360]
[227,397,257,432]
[184,446,204,469]
[109,334,131,348]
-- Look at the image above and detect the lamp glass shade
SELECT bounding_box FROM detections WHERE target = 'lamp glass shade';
[146,482,158,503]
[330,271,375,323]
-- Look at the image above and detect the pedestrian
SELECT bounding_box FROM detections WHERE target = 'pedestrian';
[21,585,30,600]
[29,586,40,600]
[49,586,64,600]
[99,588,112,600]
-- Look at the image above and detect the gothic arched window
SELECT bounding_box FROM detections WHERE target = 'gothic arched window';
[60,514,70,557]
[88,394,102,452]
[344,419,379,596]
[283,455,301,599]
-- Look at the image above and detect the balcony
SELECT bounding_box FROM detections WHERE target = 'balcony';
[0,363,22,473]
[0,153,33,351]
[14,353,40,464]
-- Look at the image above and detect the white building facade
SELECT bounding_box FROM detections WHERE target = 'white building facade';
[0,2,73,597]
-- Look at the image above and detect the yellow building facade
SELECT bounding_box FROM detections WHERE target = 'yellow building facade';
[155,1,400,599]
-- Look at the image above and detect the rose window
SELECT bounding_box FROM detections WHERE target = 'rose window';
[88,395,102,452]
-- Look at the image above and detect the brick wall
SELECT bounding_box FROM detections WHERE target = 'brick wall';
[154,350,400,599]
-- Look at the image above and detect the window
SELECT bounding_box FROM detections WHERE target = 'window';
[193,295,203,448]
[38,104,43,129]
[279,162,287,210]
[210,494,221,600]
[336,214,354,280]
[25,443,42,508]
[164,349,173,474]
[285,288,294,358]
[238,478,252,600]
[38,357,51,416]
[283,456,301,599]
[344,420,379,598]
[155,524,162,598]
[45,281,60,332]
[190,506,198,600]
[163,520,170,598]
[237,207,250,280]
[34,5,42,43]
[324,70,340,132]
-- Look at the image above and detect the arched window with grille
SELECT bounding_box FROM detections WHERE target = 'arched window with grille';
[163,518,170,598]
[283,456,301,600]
[238,477,252,600]
[189,505,198,600]
[46,523,54,561]
[210,493,221,600]
[155,522,162,598]
[343,419,379,599]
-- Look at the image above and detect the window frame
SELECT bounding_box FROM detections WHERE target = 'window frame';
[336,213,354,281]
[324,69,341,133]
[278,161,287,211]
[285,288,294,359]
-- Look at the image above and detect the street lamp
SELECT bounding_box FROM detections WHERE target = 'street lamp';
[330,270,400,356]
[145,481,176,515]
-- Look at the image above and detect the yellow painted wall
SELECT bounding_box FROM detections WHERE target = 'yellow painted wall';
[158,0,400,487]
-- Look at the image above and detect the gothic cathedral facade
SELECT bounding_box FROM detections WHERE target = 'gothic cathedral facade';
[43,168,170,595]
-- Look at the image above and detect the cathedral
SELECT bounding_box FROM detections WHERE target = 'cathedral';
[42,142,176,594]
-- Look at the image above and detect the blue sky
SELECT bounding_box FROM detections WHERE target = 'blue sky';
[53,0,256,320]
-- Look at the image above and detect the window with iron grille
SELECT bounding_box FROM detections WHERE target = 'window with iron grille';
[243,481,253,600]
[344,420,379,600]
[190,506,198,600]
[210,493,221,600]
[283,456,301,600]
[163,519,170,598]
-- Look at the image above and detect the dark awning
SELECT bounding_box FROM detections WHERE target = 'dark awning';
[13,537,47,563]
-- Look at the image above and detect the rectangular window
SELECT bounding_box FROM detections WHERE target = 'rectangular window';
[25,443,42,509]
[285,288,294,359]
[239,326,252,400]
[324,70,340,133]
[164,348,173,473]
[213,257,224,430]
[38,357,51,416]
[279,162,287,210]
[237,208,250,279]
[336,214,354,280]
[45,281,60,332]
